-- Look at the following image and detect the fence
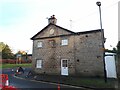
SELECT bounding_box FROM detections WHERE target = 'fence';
[0,59,32,64]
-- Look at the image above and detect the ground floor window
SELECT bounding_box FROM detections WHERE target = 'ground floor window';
[36,60,42,68]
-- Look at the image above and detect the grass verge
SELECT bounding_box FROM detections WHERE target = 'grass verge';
[35,74,117,89]
[64,77,116,88]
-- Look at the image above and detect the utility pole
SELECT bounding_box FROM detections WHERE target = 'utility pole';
[96,1,107,82]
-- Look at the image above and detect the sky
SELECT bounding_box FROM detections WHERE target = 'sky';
[0,0,119,54]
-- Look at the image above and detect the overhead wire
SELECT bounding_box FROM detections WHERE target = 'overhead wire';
[72,1,118,24]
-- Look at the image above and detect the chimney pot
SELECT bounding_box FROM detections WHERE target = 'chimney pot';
[48,15,57,25]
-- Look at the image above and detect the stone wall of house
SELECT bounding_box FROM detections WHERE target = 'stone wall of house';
[32,35,76,75]
[32,29,104,77]
[74,32,104,77]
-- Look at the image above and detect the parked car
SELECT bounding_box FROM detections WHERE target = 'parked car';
[0,74,18,90]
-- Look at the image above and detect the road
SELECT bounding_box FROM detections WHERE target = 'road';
[2,68,89,90]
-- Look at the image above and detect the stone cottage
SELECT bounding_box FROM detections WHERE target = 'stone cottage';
[31,15,105,77]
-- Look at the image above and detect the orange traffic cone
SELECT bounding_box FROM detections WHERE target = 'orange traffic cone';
[58,83,60,90]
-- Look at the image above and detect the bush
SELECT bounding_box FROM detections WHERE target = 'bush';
[27,60,32,63]
[21,59,32,63]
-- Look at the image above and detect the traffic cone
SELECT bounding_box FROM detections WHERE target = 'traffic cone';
[58,83,60,90]
[5,74,9,86]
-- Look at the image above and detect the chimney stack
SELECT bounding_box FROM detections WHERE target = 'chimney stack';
[48,15,57,25]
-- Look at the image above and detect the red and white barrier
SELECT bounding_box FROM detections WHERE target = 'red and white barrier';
[0,74,9,86]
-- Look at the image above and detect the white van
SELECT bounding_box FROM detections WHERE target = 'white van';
[105,52,117,78]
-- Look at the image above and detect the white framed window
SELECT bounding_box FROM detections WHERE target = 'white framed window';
[37,41,42,48]
[36,60,42,68]
[62,59,68,67]
[61,39,68,46]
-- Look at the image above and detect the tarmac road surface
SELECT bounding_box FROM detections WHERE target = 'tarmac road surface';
[2,68,92,90]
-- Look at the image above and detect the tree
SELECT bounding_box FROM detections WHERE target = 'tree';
[117,41,120,78]
[16,50,27,55]
[105,48,117,53]
[117,41,120,56]
[0,42,6,52]
[0,42,15,59]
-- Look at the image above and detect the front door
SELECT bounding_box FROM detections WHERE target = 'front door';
[61,59,68,76]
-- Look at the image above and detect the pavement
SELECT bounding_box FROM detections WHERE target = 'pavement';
[14,68,119,90]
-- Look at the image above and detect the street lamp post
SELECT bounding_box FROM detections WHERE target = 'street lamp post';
[96,2,102,30]
[96,1,107,82]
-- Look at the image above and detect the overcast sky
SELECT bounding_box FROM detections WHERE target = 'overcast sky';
[0,0,119,54]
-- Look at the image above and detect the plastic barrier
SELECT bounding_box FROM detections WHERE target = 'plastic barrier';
[0,74,18,90]
[0,74,9,86]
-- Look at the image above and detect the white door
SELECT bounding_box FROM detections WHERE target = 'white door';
[61,59,68,76]
[105,55,117,78]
